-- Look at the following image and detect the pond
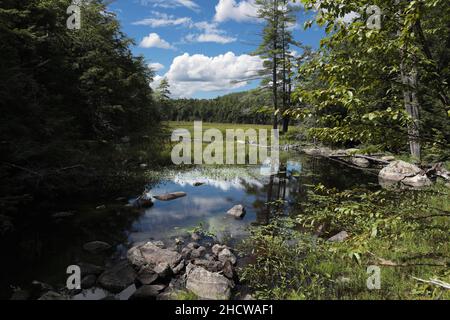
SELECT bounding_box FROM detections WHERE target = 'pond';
[0,152,379,299]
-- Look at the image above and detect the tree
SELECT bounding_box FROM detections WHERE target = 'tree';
[156,77,171,101]
[290,0,449,160]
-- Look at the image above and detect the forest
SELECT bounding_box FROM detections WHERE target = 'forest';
[0,0,449,302]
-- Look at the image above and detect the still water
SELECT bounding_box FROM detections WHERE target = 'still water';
[0,153,378,299]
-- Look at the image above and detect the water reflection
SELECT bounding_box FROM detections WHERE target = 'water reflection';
[0,153,378,299]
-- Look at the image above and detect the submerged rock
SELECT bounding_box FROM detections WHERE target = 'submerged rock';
[227,205,246,219]
[98,261,136,294]
[136,266,158,285]
[83,241,112,254]
[153,192,187,201]
[185,264,233,300]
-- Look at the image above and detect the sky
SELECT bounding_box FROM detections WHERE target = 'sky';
[107,0,326,99]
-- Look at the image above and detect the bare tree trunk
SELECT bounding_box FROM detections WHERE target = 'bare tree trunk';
[401,58,421,161]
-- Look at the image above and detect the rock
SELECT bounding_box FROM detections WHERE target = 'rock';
[304,147,331,157]
[136,266,158,285]
[127,242,182,272]
[154,262,171,279]
[351,157,370,168]
[185,265,233,300]
[187,242,200,250]
[243,294,256,300]
[193,182,205,187]
[130,285,166,300]
[172,260,185,275]
[191,232,202,241]
[327,231,349,243]
[379,160,422,182]
[135,198,153,208]
[98,261,136,294]
[81,275,97,289]
[83,241,111,254]
[192,259,223,273]
[379,160,432,188]
[52,211,75,219]
[139,163,148,169]
[212,244,227,256]
[218,248,237,265]
[96,205,106,210]
[190,246,206,259]
[227,205,246,219]
[38,291,67,300]
[10,289,30,300]
[153,192,187,201]
[222,261,234,279]
[381,156,396,162]
[78,262,105,277]
[31,280,53,296]
[402,174,433,188]
[175,238,184,245]
[181,247,193,259]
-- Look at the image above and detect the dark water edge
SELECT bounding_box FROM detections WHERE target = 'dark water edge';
[0,153,379,299]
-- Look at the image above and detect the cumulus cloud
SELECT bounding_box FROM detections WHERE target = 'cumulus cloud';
[148,62,165,71]
[214,0,259,23]
[152,52,264,97]
[139,33,175,49]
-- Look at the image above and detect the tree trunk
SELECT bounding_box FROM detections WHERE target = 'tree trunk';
[401,59,421,161]
[272,0,279,130]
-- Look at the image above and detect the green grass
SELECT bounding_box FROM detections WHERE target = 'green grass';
[239,183,450,300]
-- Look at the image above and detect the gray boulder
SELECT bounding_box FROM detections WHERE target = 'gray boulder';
[127,242,182,272]
[98,261,136,293]
[218,248,237,265]
[379,160,431,188]
[351,157,370,168]
[153,192,186,201]
[185,264,233,300]
[227,205,246,219]
[327,231,349,243]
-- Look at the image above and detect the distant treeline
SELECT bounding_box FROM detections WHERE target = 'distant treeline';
[164,89,274,124]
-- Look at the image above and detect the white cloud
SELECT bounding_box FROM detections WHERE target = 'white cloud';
[152,52,264,97]
[196,33,237,44]
[184,21,237,44]
[148,62,165,71]
[139,33,175,49]
[133,12,192,27]
[140,0,200,12]
[214,0,259,23]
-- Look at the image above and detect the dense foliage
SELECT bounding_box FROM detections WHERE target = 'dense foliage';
[0,0,163,210]
[289,0,449,161]
[163,89,274,124]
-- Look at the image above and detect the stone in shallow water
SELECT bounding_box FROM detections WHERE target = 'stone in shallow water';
[83,241,111,254]
[153,192,187,201]
[97,261,136,294]
[185,264,233,300]
[227,205,246,219]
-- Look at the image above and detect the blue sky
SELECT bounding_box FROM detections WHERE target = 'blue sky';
[107,0,325,99]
